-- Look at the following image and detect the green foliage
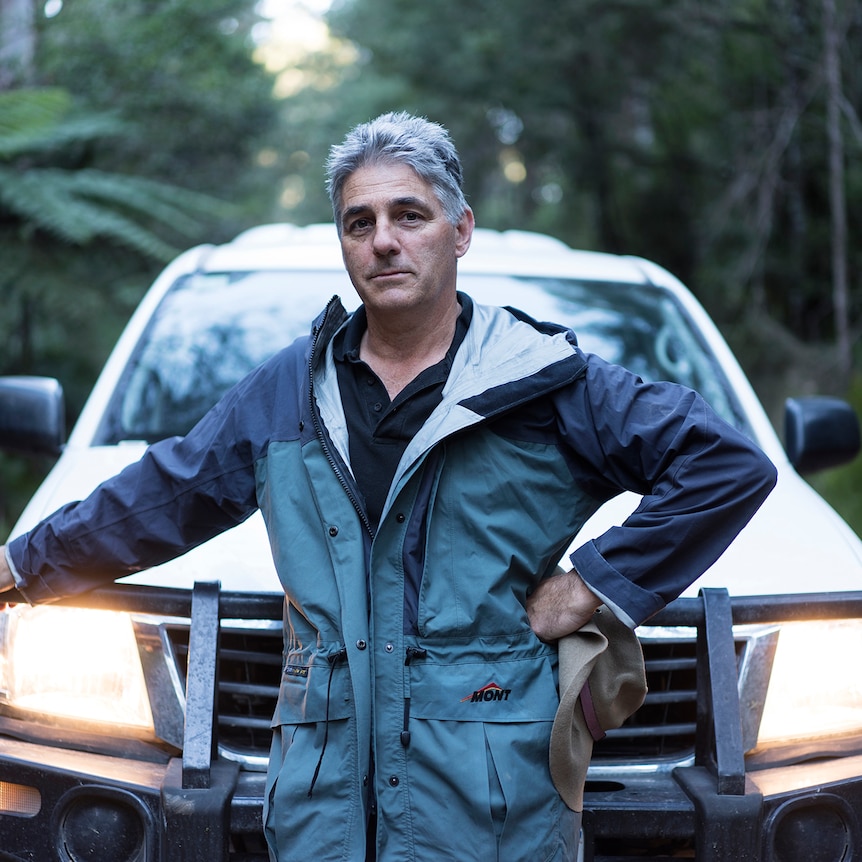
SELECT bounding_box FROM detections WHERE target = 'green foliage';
[294,0,726,260]
[0,164,218,259]
[0,86,230,378]
[0,86,76,146]
[0,1,281,535]
[37,0,280,207]
[0,86,224,258]
[0,0,281,337]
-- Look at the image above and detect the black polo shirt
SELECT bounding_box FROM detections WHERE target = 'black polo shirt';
[333,295,473,531]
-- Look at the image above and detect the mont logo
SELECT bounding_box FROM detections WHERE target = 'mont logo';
[461,682,512,703]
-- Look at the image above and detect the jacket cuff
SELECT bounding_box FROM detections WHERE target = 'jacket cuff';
[570,540,664,627]
[5,535,63,605]
[4,545,23,587]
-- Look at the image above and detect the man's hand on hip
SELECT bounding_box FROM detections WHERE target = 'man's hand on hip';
[526,567,602,642]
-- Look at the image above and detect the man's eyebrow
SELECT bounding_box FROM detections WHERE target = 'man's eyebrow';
[390,195,430,210]
[341,196,432,225]
[341,204,369,225]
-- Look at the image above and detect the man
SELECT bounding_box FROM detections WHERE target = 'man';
[0,112,777,861]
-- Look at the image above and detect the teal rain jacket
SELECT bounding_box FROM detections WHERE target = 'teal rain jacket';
[7,296,777,861]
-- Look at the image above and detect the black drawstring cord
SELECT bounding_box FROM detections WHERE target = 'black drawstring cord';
[308,647,348,797]
[401,647,427,747]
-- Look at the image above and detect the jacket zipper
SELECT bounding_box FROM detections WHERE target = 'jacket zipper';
[308,297,375,540]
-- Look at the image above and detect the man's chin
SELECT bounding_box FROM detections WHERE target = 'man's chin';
[359,281,418,307]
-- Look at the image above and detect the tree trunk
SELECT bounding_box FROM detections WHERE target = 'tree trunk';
[823,0,851,379]
[0,0,36,90]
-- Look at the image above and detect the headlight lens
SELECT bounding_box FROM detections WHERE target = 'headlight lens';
[756,619,862,747]
[0,605,154,733]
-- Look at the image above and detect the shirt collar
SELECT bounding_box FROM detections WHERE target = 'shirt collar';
[333,293,474,366]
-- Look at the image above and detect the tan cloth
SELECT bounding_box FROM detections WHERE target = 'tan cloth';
[550,606,647,811]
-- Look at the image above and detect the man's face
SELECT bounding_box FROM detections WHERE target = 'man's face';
[338,161,473,320]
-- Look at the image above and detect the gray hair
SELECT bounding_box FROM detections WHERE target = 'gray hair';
[326,111,468,233]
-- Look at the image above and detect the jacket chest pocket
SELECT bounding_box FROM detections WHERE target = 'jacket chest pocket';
[407,651,558,723]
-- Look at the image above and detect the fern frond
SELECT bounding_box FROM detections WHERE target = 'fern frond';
[0,167,180,259]
[0,87,129,160]
[0,89,231,261]
[0,115,127,161]
[70,170,231,236]
[0,88,71,136]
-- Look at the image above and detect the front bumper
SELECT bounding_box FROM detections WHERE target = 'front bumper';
[1,737,861,862]
[578,587,862,860]
[0,736,265,862]
[582,755,862,860]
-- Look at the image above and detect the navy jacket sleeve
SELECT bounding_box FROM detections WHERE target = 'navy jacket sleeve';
[4,349,296,604]
[558,354,777,625]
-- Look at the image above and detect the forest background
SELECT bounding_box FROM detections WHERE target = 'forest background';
[1,0,861,537]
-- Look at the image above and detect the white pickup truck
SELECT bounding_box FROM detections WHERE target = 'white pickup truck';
[1,224,860,862]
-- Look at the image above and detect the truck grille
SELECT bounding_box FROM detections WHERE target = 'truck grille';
[164,624,742,764]
[165,621,283,761]
[593,631,745,761]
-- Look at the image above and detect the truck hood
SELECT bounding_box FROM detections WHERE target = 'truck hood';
[13,446,862,598]
[574,467,862,597]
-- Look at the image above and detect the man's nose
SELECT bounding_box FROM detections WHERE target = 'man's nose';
[372,219,400,255]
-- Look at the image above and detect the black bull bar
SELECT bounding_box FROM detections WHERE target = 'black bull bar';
[2,584,862,860]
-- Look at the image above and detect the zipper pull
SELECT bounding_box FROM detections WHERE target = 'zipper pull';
[404,646,427,666]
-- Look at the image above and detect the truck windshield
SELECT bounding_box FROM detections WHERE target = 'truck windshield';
[95,270,749,444]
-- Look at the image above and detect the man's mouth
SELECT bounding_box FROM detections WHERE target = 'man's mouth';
[370,269,410,280]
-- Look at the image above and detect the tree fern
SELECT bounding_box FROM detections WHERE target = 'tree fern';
[0,88,227,261]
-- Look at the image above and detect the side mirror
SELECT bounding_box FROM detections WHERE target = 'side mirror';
[784,396,860,474]
[0,376,66,457]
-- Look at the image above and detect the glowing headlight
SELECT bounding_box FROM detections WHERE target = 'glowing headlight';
[0,605,154,733]
[756,619,862,748]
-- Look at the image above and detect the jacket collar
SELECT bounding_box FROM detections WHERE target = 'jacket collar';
[309,294,588,514]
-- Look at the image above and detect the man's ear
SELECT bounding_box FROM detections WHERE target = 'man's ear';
[455,208,475,259]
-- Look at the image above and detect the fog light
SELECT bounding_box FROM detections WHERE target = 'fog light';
[59,796,144,862]
[0,780,41,816]
[769,797,853,862]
